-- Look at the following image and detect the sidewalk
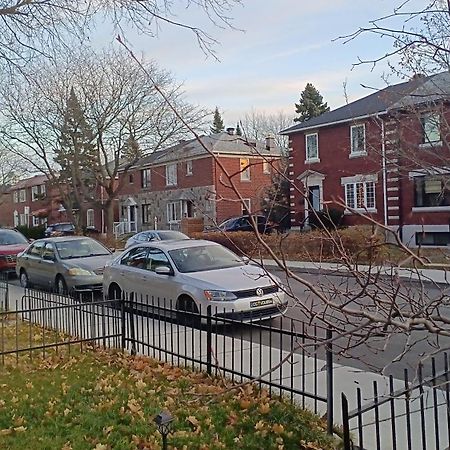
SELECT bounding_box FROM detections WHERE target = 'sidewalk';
[261,258,450,285]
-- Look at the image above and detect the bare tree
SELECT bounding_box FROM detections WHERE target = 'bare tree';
[0,0,243,70]
[0,47,208,235]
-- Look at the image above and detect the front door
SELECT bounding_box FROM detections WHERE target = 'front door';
[308,186,321,212]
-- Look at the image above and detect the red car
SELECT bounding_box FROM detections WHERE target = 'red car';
[0,229,29,273]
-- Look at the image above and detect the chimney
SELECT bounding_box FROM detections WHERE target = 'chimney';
[265,135,275,151]
[226,127,235,135]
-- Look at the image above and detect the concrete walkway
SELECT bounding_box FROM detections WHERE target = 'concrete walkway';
[260,258,450,285]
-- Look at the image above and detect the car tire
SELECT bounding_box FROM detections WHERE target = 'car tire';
[55,275,68,295]
[19,269,29,288]
[176,295,200,328]
[108,284,123,309]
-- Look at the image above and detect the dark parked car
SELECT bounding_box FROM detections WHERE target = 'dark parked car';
[208,215,277,234]
[44,222,75,237]
[0,228,29,273]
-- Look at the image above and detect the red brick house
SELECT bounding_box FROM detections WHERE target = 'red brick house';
[0,175,61,228]
[115,130,282,234]
[282,72,450,247]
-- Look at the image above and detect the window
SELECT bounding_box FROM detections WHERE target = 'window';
[141,168,151,188]
[344,181,376,210]
[13,191,18,203]
[240,158,250,181]
[147,248,171,272]
[13,211,19,227]
[181,200,194,218]
[86,209,95,228]
[120,247,148,269]
[42,243,56,261]
[129,174,134,184]
[19,189,26,203]
[31,186,39,202]
[416,232,450,246]
[186,160,193,176]
[142,204,152,224]
[40,184,46,198]
[305,133,319,161]
[263,160,271,174]
[28,241,45,258]
[242,198,251,215]
[167,201,180,223]
[32,216,40,227]
[414,175,450,207]
[420,113,440,145]
[166,163,177,186]
[350,124,366,155]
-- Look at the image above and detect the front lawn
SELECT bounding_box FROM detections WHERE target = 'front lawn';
[0,322,337,449]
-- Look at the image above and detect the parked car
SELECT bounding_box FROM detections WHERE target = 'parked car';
[207,215,277,234]
[44,222,76,237]
[16,236,114,293]
[125,230,190,248]
[0,228,30,273]
[103,239,287,323]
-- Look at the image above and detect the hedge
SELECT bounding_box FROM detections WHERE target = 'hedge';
[193,226,387,264]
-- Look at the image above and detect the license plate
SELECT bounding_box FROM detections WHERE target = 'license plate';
[250,298,273,308]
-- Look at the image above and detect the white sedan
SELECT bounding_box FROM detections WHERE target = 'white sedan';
[103,239,287,323]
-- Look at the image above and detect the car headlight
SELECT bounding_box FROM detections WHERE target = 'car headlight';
[67,268,94,276]
[204,290,237,302]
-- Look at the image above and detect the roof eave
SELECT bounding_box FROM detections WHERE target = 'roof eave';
[280,111,389,135]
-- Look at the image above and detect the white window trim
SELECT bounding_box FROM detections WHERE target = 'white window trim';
[263,160,271,174]
[13,191,18,203]
[166,163,177,186]
[350,124,367,156]
[32,216,40,227]
[87,209,95,228]
[305,132,320,163]
[31,186,39,202]
[411,206,450,213]
[343,181,377,213]
[141,168,151,188]
[242,198,251,214]
[341,174,378,185]
[167,201,180,223]
[420,112,441,145]
[19,189,26,203]
[240,158,251,181]
[186,160,193,176]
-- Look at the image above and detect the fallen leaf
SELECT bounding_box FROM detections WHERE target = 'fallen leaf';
[272,424,284,434]
[259,403,270,414]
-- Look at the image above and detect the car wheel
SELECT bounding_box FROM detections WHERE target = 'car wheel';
[176,295,200,328]
[55,276,68,295]
[19,269,29,288]
[108,283,123,309]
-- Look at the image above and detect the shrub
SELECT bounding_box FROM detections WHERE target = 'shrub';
[308,208,344,230]
[195,225,387,264]
[15,225,46,240]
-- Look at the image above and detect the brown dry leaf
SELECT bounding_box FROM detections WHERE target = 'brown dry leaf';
[61,442,72,450]
[13,426,27,433]
[227,412,238,426]
[93,444,108,450]
[254,420,265,431]
[136,379,147,390]
[63,408,71,417]
[239,399,251,410]
[272,424,284,435]
[103,426,114,435]
[13,416,25,427]
[259,402,270,414]
[186,415,200,429]
[0,429,12,436]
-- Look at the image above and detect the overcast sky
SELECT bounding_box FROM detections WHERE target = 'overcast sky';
[95,0,420,128]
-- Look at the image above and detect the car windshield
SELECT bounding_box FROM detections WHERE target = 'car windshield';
[157,231,188,240]
[55,238,111,259]
[0,230,28,245]
[169,244,243,273]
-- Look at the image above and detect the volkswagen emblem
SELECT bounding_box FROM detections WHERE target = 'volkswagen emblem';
[256,288,264,297]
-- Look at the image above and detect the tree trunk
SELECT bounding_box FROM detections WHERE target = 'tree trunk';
[104,202,115,240]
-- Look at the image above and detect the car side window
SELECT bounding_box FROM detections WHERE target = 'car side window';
[147,233,157,241]
[147,248,171,272]
[28,241,45,257]
[121,247,148,270]
[42,243,56,261]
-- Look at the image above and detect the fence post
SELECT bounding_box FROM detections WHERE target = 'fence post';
[120,294,126,351]
[342,393,352,450]
[206,305,212,375]
[326,327,333,434]
[129,293,136,356]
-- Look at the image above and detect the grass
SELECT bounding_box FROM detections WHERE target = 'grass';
[0,320,338,450]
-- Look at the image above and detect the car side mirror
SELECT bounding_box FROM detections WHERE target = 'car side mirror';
[155,266,172,276]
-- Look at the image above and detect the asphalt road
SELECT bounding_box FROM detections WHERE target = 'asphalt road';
[5,270,450,380]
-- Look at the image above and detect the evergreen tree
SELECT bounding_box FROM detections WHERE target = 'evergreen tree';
[56,88,97,229]
[294,83,330,123]
[210,107,224,133]
[235,122,242,136]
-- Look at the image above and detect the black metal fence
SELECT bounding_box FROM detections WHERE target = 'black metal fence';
[342,353,450,450]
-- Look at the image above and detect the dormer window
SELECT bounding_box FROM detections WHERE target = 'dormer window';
[350,124,366,156]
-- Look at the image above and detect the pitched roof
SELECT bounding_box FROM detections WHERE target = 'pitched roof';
[11,175,49,190]
[133,131,283,168]
[281,72,450,135]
